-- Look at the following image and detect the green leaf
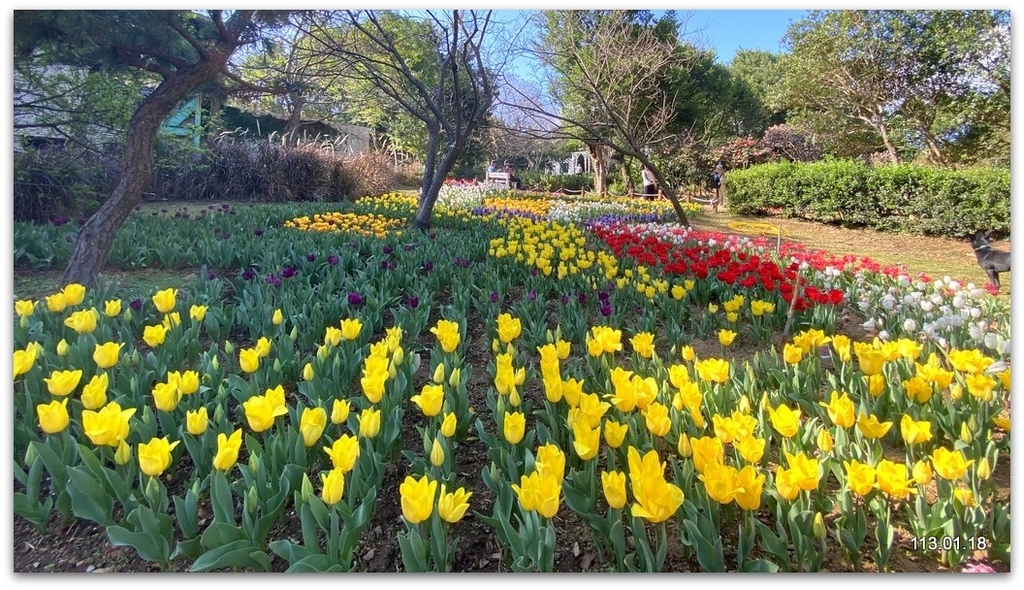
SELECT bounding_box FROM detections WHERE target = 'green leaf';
[66,466,113,526]
[190,540,272,572]
[741,558,781,572]
[106,523,172,563]
[200,521,247,548]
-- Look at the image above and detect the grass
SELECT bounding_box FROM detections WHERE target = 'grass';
[13,268,201,302]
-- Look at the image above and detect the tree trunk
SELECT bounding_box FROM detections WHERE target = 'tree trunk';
[877,121,900,163]
[588,143,608,196]
[61,61,229,287]
[283,92,305,147]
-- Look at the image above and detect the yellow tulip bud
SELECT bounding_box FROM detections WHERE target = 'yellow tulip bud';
[817,429,834,453]
[303,363,314,381]
[448,366,462,388]
[331,399,351,425]
[976,457,991,480]
[56,339,69,356]
[812,513,826,539]
[433,363,446,384]
[114,440,132,465]
[950,383,963,401]
[440,412,457,438]
[677,433,692,458]
[959,422,973,444]
[912,460,933,486]
[430,438,445,467]
[272,308,283,325]
[737,395,751,415]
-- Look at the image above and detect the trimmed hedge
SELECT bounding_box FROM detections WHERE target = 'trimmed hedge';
[725,160,1010,239]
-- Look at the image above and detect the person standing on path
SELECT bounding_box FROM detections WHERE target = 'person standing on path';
[710,163,724,213]
[641,166,657,201]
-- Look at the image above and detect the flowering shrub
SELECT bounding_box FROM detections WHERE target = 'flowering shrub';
[12,192,1010,573]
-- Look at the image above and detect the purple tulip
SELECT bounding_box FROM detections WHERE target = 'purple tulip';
[383,246,393,255]
[281,266,298,279]
[129,298,143,311]
[221,232,230,240]
[403,244,415,252]
[306,253,316,262]
[490,292,499,303]
[207,271,216,280]
[328,255,339,266]
[422,261,434,273]
[242,268,255,281]
[409,295,419,309]
[599,304,612,317]
[598,291,609,301]
[578,292,587,304]
[254,229,264,237]
[531,269,538,276]
[561,295,569,305]
[347,292,364,306]
[528,291,537,301]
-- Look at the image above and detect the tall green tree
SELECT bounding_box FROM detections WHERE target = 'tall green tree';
[524,10,696,224]
[781,9,1009,165]
[304,10,497,230]
[15,10,284,286]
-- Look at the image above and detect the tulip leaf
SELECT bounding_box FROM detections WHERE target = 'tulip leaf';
[13,492,52,530]
[171,538,203,562]
[285,554,349,573]
[209,471,236,525]
[190,539,272,572]
[107,513,173,564]
[741,558,781,573]
[66,466,113,527]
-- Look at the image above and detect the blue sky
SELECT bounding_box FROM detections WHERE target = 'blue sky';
[684,10,807,63]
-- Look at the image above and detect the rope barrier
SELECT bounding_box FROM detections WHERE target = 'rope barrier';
[727,221,790,256]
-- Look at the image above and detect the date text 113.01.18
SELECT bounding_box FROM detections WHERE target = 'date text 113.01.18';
[910,536,988,552]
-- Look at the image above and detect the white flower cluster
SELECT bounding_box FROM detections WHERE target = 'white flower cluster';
[436,184,487,211]
[849,273,1009,354]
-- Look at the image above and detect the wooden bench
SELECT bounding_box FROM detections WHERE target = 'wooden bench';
[485,171,510,187]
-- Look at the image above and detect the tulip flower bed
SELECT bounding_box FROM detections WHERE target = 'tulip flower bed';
[12,190,1011,573]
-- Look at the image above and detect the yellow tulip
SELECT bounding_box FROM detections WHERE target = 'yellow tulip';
[736,436,766,463]
[331,399,351,425]
[324,326,343,347]
[875,459,915,500]
[358,407,381,439]
[899,414,933,446]
[954,487,977,508]
[186,407,209,435]
[152,287,177,313]
[399,474,437,524]
[854,344,886,377]
[783,451,820,492]
[340,318,362,341]
[603,419,628,449]
[503,411,526,445]
[695,358,730,383]
[13,345,38,377]
[143,324,168,347]
[718,329,737,347]
[64,308,98,334]
[767,403,802,438]
[37,399,70,434]
[700,460,740,505]
[571,421,601,461]
[81,373,109,410]
[114,440,132,465]
[681,345,696,362]
[56,338,69,356]
[438,484,472,523]
[866,374,886,397]
[138,436,180,477]
[255,336,272,358]
[496,313,522,343]
[734,465,765,511]
[321,468,346,505]
[643,402,672,437]
[45,292,67,313]
[626,447,684,523]
[930,447,973,481]
[844,459,876,496]
[239,348,260,373]
[775,467,801,501]
[92,342,122,369]
[242,394,287,432]
[965,373,997,402]
[152,381,182,412]
[601,470,627,509]
[44,369,82,397]
[630,332,656,358]
[535,443,566,483]
[856,413,893,440]
[831,334,851,362]
[82,402,136,447]
[816,429,834,454]
[213,429,243,471]
[783,343,805,365]
[440,412,457,438]
[299,407,328,447]
[430,319,461,353]
[819,390,855,429]
[512,470,562,519]
[411,383,444,417]
[189,304,207,322]
[690,436,724,474]
[324,434,360,473]
[61,283,86,306]
[103,299,121,317]
[15,299,36,317]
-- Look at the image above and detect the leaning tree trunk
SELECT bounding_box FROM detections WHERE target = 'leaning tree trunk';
[61,61,230,287]
[588,143,608,197]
